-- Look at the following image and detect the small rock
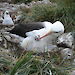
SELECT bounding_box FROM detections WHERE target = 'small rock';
[61,48,73,59]
[0,37,2,42]
[4,32,24,43]
[0,10,3,23]
[70,70,75,75]
[57,32,74,48]
[0,17,3,23]
[42,0,51,4]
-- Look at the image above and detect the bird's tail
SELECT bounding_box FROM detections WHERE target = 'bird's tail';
[20,37,34,50]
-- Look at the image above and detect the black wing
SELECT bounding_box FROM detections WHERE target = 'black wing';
[8,22,44,38]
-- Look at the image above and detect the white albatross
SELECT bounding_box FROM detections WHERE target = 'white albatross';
[20,21,64,52]
[8,21,64,52]
[2,11,14,25]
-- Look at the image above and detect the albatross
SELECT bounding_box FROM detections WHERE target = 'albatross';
[2,11,14,25]
[8,21,64,52]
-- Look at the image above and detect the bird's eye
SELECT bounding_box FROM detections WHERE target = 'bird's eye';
[6,12,9,14]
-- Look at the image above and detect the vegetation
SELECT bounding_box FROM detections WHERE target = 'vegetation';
[20,0,75,32]
[0,0,75,75]
[0,48,17,75]
[10,52,68,75]
[0,49,70,75]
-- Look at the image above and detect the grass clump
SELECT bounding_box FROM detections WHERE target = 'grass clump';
[21,4,57,23]
[20,0,75,32]
[10,51,68,75]
[0,49,17,75]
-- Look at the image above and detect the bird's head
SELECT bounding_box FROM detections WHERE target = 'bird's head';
[4,11,10,15]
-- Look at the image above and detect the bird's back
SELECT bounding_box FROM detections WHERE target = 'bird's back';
[9,22,44,38]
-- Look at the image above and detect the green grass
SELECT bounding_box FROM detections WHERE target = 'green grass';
[20,0,75,32]
[9,51,68,75]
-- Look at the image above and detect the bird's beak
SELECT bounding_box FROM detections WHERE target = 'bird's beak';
[35,31,52,41]
[40,31,52,39]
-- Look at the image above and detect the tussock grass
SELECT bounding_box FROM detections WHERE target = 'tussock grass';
[20,0,75,32]
[9,51,68,75]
